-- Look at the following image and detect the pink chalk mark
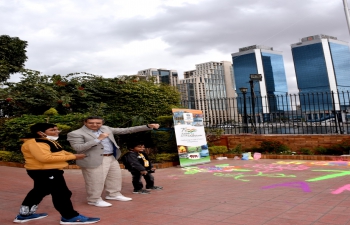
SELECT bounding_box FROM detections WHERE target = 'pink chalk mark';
[332,184,350,194]
[262,181,311,192]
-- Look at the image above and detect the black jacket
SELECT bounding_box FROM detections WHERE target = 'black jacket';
[122,151,152,172]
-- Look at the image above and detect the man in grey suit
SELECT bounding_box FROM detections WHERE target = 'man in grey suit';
[67,116,159,207]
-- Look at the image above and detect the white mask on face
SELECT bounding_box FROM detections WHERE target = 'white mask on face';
[46,136,59,141]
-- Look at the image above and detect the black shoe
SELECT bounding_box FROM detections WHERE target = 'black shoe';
[133,189,150,194]
[146,186,163,190]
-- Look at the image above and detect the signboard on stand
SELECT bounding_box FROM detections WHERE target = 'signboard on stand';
[172,108,211,167]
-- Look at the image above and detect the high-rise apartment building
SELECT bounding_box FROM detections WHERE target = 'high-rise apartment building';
[178,61,237,125]
[137,68,178,86]
[231,45,289,122]
[291,34,350,120]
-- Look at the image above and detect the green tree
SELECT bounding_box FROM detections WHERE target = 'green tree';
[0,113,88,152]
[1,72,181,122]
[1,69,59,116]
[0,35,28,82]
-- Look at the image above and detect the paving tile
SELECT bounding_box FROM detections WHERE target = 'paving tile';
[243,206,287,216]
[276,210,324,222]
[263,218,314,225]
[207,203,250,213]
[290,203,334,213]
[187,210,234,222]
[2,158,350,225]
[317,213,350,225]
[221,214,272,224]
[166,217,218,225]
[327,206,350,215]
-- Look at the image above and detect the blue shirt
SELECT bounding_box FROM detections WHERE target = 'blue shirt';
[91,128,114,155]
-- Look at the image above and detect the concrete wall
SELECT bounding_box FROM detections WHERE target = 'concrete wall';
[210,134,350,151]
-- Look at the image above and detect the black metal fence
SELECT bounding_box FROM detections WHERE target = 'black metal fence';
[180,91,350,135]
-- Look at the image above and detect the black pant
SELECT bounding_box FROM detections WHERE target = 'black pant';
[131,171,154,190]
[21,169,79,219]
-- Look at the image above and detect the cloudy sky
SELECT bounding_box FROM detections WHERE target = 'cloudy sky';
[1,0,350,93]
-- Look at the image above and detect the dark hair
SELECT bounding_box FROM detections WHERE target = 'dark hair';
[29,123,57,138]
[127,140,145,150]
[84,116,104,123]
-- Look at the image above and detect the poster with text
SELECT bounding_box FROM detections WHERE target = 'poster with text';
[172,108,211,167]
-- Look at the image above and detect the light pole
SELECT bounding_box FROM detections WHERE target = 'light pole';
[249,74,262,134]
[343,0,350,37]
[239,87,248,133]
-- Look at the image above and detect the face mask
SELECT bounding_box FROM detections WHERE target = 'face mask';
[46,136,59,141]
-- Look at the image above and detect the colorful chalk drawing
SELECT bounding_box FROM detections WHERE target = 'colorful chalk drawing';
[306,170,350,182]
[181,165,250,175]
[261,181,311,192]
[331,184,350,194]
[181,161,350,194]
[213,172,296,182]
[244,164,309,172]
[275,161,350,166]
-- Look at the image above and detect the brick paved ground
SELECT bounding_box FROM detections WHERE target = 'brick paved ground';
[2,159,350,225]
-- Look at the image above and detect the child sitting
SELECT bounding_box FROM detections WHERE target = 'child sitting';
[122,141,163,194]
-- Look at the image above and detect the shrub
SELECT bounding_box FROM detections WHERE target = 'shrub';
[0,151,24,163]
[247,146,262,153]
[118,148,178,164]
[278,145,291,154]
[44,108,59,116]
[0,115,47,152]
[205,128,224,144]
[209,146,228,155]
[314,146,328,155]
[155,116,174,128]
[328,140,350,155]
[228,144,244,154]
[299,148,314,155]
[150,129,177,153]
[0,113,87,153]
[148,153,179,163]
[260,140,289,154]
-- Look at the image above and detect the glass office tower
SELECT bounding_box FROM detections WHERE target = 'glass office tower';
[232,45,289,122]
[291,34,350,120]
[137,68,178,87]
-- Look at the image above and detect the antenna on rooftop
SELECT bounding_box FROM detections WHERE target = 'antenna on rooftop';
[343,0,350,37]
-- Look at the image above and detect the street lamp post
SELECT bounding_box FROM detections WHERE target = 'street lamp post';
[249,74,262,134]
[239,87,248,133]
[249,80,256,133]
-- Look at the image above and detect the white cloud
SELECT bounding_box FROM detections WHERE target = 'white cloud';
[1,0,349,94]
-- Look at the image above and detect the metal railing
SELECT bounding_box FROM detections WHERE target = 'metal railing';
[180,91,350,134]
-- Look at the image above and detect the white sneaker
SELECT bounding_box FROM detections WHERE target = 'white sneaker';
[88,199,112,207]
[105,195,132,201]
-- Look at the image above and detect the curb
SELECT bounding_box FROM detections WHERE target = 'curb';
[0,161,180,169]
[211,154,350,161]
